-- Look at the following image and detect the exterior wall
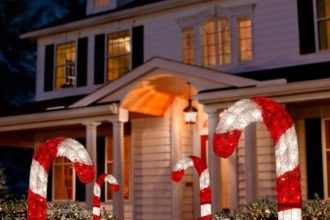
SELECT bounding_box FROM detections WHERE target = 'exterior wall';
[35,0,330,101]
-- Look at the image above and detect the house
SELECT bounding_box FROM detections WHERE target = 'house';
[0,0,329,219]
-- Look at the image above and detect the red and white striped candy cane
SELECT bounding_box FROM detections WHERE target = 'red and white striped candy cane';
[92,174,120,220]
[213,96,302,220]
[172,156,211,220]
[27,137,96,220]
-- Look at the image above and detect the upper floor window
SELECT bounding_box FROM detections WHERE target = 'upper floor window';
[107,30,131,81]
[55,42,76,89]
[317,0,330,50]
[201,17,231,67]
[237,17,253,62]
[182,28,195,65]
[94,0,109,8]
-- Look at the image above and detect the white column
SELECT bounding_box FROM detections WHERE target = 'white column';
[207,110,221,214]
[111,108,128,220]
[83,121,101,208]
[245,123,257,203]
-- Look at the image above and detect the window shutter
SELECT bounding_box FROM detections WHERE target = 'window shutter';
[94,34,105,85]
[132,25,144,69]
[44,44,54,91]
[305,118,324,199]
[77,37,88,87]
[97,136,106,202]
[75,138,86,201]
[297,0,316,54]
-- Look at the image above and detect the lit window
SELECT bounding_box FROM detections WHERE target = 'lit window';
[106,134,131,200]
[53,157,74,200]
[182,28,195,65]
[324,120,330,196]
[237,17,253,62]
[317,0,330,50]
[107,31,130,81]
[55,42,76,89]
[94,0,109,8]
[201,17,231,67]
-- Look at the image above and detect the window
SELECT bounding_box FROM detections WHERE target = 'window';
[53,157,74,200]
[55,42,76,89]
[107,31,131,81]
[182,28,195,65]
[201,17,231,67]
[106,135,131,200]
[317,0,330,50]
[94,0,109,8]
[237,17,253,62]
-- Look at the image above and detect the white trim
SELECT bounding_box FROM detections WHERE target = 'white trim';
[69,57,258,108]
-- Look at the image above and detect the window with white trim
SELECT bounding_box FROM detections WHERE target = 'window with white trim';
[182,28,195,65]
[237,16,253,62]
[107,30,131,81]
[316,0,330,50]
[53,157,74,200]
[55,42,76,89]
[201,16,231,67]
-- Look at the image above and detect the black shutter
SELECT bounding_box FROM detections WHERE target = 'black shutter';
[297,0,316,54]
[44,44,54,91]
[97,136,106,202]
[305,118,324,199]
[132,26,144,69]
[77,37,88,87]
[75,138,86,201]
[47,166,53,201]
[94,34,105,85]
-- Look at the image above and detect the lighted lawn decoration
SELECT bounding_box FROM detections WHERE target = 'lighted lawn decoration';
[213,97,302,220]
[172,156,211,220]
[93,174,120,220]
[27,137,96,220]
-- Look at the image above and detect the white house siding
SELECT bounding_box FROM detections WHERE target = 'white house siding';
[132,114,173,220]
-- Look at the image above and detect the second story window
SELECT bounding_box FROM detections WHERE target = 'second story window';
[55,42,76,89]
[237,17,253,62]
[201,17,231,67]
[182,28,195,65]
[107,30,131,81]
[94,0,109,8]
[317,0,330,50]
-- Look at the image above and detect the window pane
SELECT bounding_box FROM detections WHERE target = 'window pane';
[182,28,195,65]
[53,158,73,200]
[107,31,130,81]
[238,17,253,62]
[318,20,330,50]
[55,42,76,89]
[317,0,330,18]
[218,18,231,65]
[94,0,109,7]
[202,18,217,66]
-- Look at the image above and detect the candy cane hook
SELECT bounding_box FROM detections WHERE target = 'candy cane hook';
[213,97,302,220]
[92,174,120,220]
[172,156,211,220]
[27,137,96,220]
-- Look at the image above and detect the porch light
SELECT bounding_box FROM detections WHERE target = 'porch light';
[183,82,198,124]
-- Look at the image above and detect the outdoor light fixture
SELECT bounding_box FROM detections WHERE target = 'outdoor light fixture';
[183,82,198,124]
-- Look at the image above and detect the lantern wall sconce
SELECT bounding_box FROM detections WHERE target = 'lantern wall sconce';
[183,82,198,124]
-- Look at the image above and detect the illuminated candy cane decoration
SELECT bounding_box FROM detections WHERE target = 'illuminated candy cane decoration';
[213,97,302,220]
[92,174,120,220]
[172,156,211,220]
[27,137,96,220]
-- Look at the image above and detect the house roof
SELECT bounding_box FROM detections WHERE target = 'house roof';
[0,95,85,117]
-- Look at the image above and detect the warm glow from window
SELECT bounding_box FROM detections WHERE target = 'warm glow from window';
[107,31,130,81]
[55,42,76,89]
[106,135,131,200]
[94,0,109,8]
[324,120,330,195]
[182,28,195,65]
[201,17,231,67]
[237,17,253,62]
[53,157,74,200]
[317,0,330,50]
